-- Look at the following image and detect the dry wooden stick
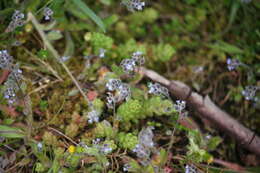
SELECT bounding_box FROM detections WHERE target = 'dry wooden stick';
[140,67,260,157]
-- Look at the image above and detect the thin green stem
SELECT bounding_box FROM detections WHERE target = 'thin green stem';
[27,12,89,104]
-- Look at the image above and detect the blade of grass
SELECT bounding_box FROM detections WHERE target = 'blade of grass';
[0,125,25,138]
[71,0,106,32]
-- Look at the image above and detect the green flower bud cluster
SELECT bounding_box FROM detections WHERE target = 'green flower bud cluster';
[103,140,117,150]
[117,132,138,150]
[117,96,175,123]
[152,43,176,62]
[116,39,146,61]
[117,99,142,123]
[129,8,159,26]
[89,32,113,54]
[143,96,175,116]
[92,98,104,113]
[93,120,114,138]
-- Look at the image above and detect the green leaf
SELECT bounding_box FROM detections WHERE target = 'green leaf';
[47,30,63,41]
[71,0,106,32]
[2,118,15,125]
[208,41,243,54]
[63,31,75,57]
[0,125,25,138]
[207,136,222,151]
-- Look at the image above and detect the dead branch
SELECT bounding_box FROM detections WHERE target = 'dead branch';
[140,67,260,157]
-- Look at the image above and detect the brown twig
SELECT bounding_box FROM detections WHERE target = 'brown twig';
[0,69,10,84]
[213,159,245,172]
[140,67,260,157]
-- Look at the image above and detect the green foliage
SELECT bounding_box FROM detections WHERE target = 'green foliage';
[142,96,175,116]
[39,100,48,111]
[117,96,175,123]
[92,98,105,113]
[116,39,146,60]
[42,131,58,146]
[0,125,25,138]
[35,162,45,172]
[129,8,159,26]
[37,49,49,59]
[117,132,138,150]
[103,139,117,150]
[65,123,79,138]
[152,44,176,62]
[93,120,114,138]
[187,130,222,163]
[117,99,142,122]
[89,32,114,54]
[71,0,106,32]
[0,0,259,172]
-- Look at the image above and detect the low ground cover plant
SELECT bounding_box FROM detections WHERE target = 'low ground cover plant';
[0,0,259,172]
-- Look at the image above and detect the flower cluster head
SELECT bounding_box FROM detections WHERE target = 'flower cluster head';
[0,50,13,69]
[37,142,43,152]
[98,48,106,58]
[120,51,145,75]
[185,164,197,173]
[3,65,23,105]
[6,10,25,32]
[99,143,113,154]
[226,58,241,71]
[148,82,169,98]
[123,164,132,172]
[60,56,71,62]
[1,50,23,105]
[242,86,259,101]
[138,126,154,148]
[91,138,114,155]
[87,110,100,124]
[121,0,145,12]
[106,79,131,108]
[43,7,54,20]
[132,126,155,165]
[174,100,186,113]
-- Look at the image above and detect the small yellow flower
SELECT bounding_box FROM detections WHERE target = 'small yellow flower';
[68,145,76,154]
[207,156,214,164]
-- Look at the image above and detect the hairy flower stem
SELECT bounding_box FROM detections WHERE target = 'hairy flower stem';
[28,12,89,104]
[112,101,118,130]
[12,73,33,139]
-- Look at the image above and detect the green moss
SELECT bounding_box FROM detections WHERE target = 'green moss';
[65,123,79,138]
[42,131,58,146]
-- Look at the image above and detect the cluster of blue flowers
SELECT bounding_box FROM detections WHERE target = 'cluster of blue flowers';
[121,0,145,12]
[120,51,145,75]
[106,79,131,109]
[43,7,53,21]
[0,50,23,105]
[6,10,25,32]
